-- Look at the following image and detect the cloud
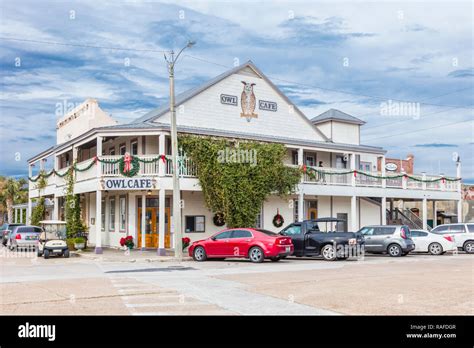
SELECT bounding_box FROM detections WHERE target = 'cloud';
[448,68,474,78]
[415,143,459,148]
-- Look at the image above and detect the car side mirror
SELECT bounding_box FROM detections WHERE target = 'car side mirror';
[210,236,216,241]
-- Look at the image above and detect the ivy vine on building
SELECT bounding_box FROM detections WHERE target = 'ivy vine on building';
[64,165,87,238]
[179,135,301,228]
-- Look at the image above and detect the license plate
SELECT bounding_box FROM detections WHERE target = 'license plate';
[53,249,62,253]
[285,246,290,252]
[26,236,38,240]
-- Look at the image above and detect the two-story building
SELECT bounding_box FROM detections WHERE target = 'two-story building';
[27,61,463,254]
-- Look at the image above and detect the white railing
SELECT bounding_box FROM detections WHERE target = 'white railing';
[100,156,120,176]
[356,171,382,187]
[138,155,160,176]
[165,156,198,177]
[304,167,352,186]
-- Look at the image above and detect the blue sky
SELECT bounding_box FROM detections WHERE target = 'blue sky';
[0,0,473,181]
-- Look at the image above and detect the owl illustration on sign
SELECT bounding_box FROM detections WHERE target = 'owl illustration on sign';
[240,81,257,121]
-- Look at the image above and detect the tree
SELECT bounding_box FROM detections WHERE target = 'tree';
[1,177,24,223]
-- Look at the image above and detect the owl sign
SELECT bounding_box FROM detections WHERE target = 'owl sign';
[240,81,258,122]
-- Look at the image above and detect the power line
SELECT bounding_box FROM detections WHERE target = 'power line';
[0,37,169,53]
[183,54,474,110]
[363,119,473,142]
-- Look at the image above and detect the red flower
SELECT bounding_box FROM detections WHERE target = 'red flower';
[119,237,126,246]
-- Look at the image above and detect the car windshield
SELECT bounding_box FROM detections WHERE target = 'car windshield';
[255,229,277,236]
[42,224,67,239]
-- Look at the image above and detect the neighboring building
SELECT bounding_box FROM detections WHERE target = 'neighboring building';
[27,61,463,253]
[377,154,414,174]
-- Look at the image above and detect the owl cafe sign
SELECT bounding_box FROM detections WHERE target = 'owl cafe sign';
[220,81,278,115]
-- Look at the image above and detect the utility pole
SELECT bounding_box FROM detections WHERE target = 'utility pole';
[164,41,195,260]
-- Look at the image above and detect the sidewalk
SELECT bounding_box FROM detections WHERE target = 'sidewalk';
[71,247,192,263]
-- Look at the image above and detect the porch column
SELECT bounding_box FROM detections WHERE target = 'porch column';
[432,201,437,227]
[157,188,166,255]
[53,196,59,220]
[95,190,103,254]
[14,208,18,223]
[351,195,358,231]
[297,148,304,222]
[27,164,33,224]
[350,154,356,187]
[158,134,166,176]
[422,198,428,230]
[457,200,463,223]
[19,208,23,223]
[381,156,386,188]
[141,194,146,250]
[381,197,387,225]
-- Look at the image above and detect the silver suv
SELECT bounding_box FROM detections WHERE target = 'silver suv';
[358,225,415,257]
[431,223,474,253]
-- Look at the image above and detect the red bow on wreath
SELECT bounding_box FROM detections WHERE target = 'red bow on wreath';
[123,153,132,173]
[160,155,167,163]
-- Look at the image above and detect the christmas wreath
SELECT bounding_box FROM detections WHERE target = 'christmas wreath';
[272,210,284,228]
[119,153,140,177]
[213,212,226,226]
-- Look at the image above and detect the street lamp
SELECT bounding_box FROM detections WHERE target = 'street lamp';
[164,40,195,260]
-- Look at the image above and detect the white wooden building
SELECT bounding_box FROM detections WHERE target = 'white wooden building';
[27,61,462,254]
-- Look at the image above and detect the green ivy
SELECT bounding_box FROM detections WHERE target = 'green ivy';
[179,135,301,228]
[64,166,87,238]
[30,197,45,226]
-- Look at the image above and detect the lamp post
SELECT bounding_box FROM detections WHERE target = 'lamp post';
[164,40,195,260]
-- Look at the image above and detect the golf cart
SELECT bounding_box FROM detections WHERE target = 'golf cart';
[37,220,70,259]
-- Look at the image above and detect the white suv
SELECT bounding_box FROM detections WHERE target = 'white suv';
[431,223,474,253]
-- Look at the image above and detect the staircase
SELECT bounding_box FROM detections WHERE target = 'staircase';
[387,208,429,231]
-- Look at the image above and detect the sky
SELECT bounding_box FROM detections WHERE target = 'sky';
[0,0,473,181]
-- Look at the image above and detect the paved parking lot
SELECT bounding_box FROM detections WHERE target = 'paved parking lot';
[0,245,472,315]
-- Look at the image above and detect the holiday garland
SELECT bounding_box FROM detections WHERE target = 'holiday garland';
[28,155,170,182]
[302,166,461,183]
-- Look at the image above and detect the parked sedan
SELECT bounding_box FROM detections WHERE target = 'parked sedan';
[431,223,474,253]
[189,228,294,263]
[410,229,456,255]
[358,225,415,257]
[0,223,25,246]
[7,225,43,250]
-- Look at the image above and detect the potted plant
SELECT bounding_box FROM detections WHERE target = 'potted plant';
[182,237,191,251]
[120,236,134,250]
[74,237,86,250]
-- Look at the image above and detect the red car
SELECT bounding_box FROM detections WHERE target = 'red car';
[188,228,294,263]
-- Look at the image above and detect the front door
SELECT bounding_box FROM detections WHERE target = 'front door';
[137,207,171,249]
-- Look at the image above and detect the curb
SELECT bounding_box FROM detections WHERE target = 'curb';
[70,251,192,263]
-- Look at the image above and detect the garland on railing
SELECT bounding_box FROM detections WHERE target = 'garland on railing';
[29,155,170,181]
[302,166,461,183]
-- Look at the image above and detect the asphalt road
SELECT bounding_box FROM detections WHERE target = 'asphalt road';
[1,245,472,315]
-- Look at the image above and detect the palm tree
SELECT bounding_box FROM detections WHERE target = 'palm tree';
[2,178,23,223]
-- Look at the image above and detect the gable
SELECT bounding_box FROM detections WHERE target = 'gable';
[153,64,327,142]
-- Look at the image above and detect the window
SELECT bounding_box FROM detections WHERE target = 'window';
[119,144,126,155]
[412,231,428,237]
[109,197,115,231]
[131,140,138,155]
[305,154,315,167]
[282,224,302,236]
[293,199,299,222]
[214,231,232,240]
[185,216,205,233]
[109,148,115,156]
[231,230,252,238]
[359,161,371,172]
[374,227,396,235]
[255,205,263,228]
[336,213,348,232]
[101,198,106,231]
[448,224,466,234]
[335,155,347,169]
[359,227,375,236]
[119,196,126,231]
[467,224,474,233]
[256,229,278,236]
[431,225,449,234]
[292,151,298,165]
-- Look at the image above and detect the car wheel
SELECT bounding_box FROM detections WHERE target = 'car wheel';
[387,244,402,257]
[321,244,336,261]
[44,249,50,259]
[270,256,281,262]
[37,249,43,257]
[248,246,264,263]
[64,250,70,258]
[428,242,443,255]
[193,246,207,261]
[463,241,474,254]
